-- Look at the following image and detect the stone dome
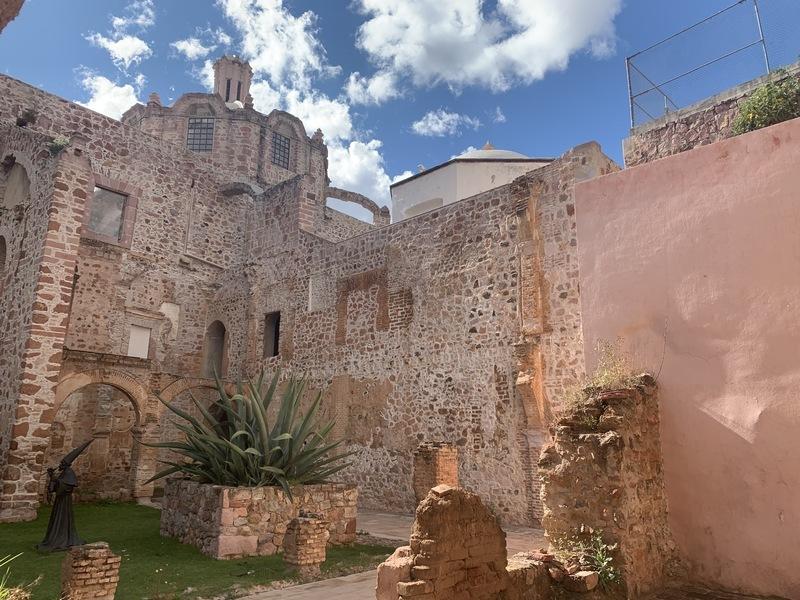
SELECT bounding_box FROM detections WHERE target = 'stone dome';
[457,142,529,160]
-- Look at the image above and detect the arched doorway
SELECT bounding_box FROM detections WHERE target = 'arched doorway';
[201,320,227,377]
[43,383,140,501]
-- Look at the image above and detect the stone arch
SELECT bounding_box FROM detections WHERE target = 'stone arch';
[266,110,307,142]
[54,369,151,424]
[325,186,390,226]
[158,376,234,405]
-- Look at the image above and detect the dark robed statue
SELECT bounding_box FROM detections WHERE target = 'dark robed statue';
[37,439,93,552]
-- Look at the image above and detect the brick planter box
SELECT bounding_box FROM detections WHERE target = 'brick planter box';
[160,479,357,559]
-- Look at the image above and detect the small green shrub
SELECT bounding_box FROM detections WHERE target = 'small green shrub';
[146,371,352,497]
[554,529,621,591]
[732,70,800,135]
[47,135,70,156]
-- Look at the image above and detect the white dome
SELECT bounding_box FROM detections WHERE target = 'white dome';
[457,142,528,160]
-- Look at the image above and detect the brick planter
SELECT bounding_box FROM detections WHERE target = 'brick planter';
[160,479,357,559]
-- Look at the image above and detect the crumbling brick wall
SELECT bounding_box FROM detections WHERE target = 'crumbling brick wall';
[399,485,510,599]
[412,442,458,505]
[283,515,329,577]
[61,542,121,600]
[538,376,680,597]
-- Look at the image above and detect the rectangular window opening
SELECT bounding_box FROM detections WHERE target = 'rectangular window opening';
[271,132,291,170]
[225,78,231,102]
[187,117,214,152]
[263,312,281,358]
[236,80,242,101]
[127,325,151,359]
[88,186,127,240]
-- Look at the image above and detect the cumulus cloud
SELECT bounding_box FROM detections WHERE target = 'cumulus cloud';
[86,33,152,70]
[345,70,399,105]
[76,70,142,119]
[171,37,214,60]
[85,0,155,72]
[217,0,399,206]
[411,109,481,137]
[352,0,621,93]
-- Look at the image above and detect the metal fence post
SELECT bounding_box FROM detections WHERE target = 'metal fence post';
[626,57,635,127]
[752,0,771,74]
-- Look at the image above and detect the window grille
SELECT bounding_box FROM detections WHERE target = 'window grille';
[187,117,214,152]
[271,131,291,170]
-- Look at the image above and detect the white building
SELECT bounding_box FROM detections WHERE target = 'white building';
[390,143,552,221]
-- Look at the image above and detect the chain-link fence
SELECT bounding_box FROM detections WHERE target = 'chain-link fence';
[626,0,800,127]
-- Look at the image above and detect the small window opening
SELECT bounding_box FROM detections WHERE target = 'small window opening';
[236,80,242,101]
[225,78,231,102]
[271,132,291,170]
[88,187,127,239]
[263,312,281,358]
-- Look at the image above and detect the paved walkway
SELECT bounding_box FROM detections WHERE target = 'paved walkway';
[245,511,547,599]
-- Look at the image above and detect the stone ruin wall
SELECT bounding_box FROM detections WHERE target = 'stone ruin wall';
[318,204,377,242]
[160,479,357,559]
[61,542,121,600]
[538,377,680,598]
[230,143,619,525]
[623,63,800,167]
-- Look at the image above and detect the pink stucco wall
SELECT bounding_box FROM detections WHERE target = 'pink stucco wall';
[575,117,800,598]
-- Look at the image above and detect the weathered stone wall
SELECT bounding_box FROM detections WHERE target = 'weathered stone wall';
[318,205,376,242]
[623,63,800,167]
[0,0,23,33]
[61,542,121,600]
[538,376,679,598]
[237,142,617,525]
[160,479,357,559]
[283,515,329,577]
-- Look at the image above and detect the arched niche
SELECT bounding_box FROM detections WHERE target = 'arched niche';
[1,158,30,210]
[201,320,227,378]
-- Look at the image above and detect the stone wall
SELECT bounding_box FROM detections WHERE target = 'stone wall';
[238,142,618,525]
[0,0,23,33]
[160,479,357,559]
[318,205,376,242]
[623,63,800,167]
[61,542,121,600]
[538,376,679,598]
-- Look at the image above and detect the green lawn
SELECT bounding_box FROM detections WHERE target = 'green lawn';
[1,502,393,600]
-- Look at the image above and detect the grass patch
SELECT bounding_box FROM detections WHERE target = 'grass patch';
[0,502,392,600]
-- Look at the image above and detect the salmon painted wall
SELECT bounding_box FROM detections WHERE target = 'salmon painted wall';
[575,117,800,598]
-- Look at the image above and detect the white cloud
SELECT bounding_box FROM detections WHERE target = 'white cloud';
[218,0,339,90]
[86,0,155,72]
[328,140,393,204]
[171,37,214,60]
[86,33,152,71]
[110,0,155,32]
[493,106,506,123]
[345,70,398,105]
[76,71,141,119]
[352,0,621,93]
[411,109,481,137]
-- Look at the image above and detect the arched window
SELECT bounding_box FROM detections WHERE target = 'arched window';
[1,160,30,210]
[202,320,227,377]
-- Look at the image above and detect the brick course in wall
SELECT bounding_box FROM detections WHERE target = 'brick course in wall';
[412,442,458,505]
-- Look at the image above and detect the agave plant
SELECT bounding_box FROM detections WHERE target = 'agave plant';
[146,371,351,497]
[0,554,27,600]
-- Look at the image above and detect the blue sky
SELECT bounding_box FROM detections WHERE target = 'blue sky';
[1,0,797,210]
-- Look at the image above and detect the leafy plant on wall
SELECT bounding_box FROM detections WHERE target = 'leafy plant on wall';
[144,371,351,497]
[732,69,800,135]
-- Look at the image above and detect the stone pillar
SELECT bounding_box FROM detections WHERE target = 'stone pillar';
[61,542,121,600]
[412,442,458,505]
[283,515,329,578]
